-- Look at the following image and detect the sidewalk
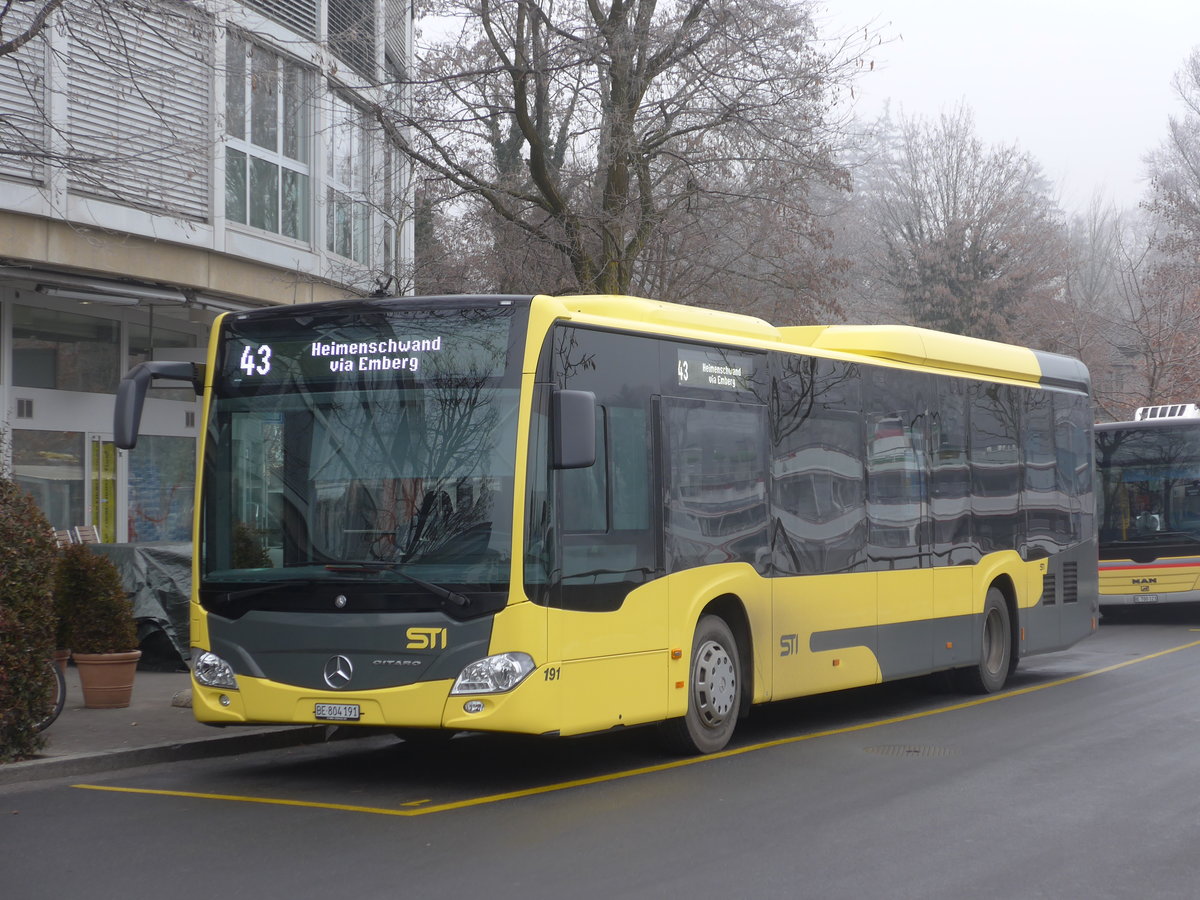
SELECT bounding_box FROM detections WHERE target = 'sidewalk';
[0,665,338,786]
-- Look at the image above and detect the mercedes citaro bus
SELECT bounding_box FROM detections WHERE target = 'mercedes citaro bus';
[115,293,1097,753]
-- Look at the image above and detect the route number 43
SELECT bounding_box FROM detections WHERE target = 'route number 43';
[240,344,272,376]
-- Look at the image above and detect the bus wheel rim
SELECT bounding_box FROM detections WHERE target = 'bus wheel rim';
[694,639,737,726]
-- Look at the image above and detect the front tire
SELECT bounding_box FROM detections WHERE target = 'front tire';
[957,586,1012,694]
[34,660,66,733]
[662,615,742,754]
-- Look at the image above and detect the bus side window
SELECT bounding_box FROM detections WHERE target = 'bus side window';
[663,398,767,573]
[769,356,865,576]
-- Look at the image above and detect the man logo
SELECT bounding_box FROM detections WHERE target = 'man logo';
[323,655,354,689]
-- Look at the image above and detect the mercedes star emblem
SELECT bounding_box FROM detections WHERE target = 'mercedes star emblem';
[323,655,354,689]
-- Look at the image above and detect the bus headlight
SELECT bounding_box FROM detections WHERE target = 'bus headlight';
[193,650,238,690]
[451,652,535,694]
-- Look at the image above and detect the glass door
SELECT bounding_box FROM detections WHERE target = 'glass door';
[89,435,119,543]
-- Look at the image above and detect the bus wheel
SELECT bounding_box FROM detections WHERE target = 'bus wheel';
[662,615,742,754]
[957,586,1012,694]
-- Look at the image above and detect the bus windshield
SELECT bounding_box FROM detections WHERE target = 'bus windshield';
[1096,423,1200,551]
[201,302,522,592]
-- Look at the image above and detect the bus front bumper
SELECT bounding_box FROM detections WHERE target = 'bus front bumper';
[192,668,560,735]
[1099,588,1200,607]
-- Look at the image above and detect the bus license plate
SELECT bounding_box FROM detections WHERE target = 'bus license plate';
[1133,594,1159,604]
[314,703,360,721]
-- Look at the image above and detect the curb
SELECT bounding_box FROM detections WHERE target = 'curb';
[0,725,358,787]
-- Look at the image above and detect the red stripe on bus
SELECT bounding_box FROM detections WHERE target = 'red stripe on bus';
[1100,562,1200,571]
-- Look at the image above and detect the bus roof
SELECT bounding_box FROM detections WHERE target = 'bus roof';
[550,295,1089,394]
[222,293,1089,395]
[1096,416,1200,433]
[1133,403,1200,421]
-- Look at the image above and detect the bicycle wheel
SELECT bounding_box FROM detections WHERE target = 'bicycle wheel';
[34,660,66,733]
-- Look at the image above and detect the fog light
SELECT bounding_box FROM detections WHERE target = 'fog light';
[219,694,231,707]
[463,700,485,714]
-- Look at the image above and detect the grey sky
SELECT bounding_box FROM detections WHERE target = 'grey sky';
[821,1,1200,212]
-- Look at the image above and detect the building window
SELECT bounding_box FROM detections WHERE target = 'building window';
[225,36,312,241]
[13,305,120,394]
[68,0,212,219]
[12,430,85,531]
[326,94,372,264]
[329,0,377,82]
[128,434,195,542]
[240,0,318,40]
[128,322,200,400]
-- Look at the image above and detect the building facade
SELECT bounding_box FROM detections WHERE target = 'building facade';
[0,0,414,542]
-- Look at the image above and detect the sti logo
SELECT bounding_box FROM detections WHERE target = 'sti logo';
[779,633,799,657]
[406,627,448,650]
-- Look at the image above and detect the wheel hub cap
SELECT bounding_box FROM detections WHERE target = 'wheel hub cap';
[694,639,736,727]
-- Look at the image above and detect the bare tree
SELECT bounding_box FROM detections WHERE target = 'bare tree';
[867,104,1065,341]
[1108,235,1200,413]
[385,0,875,305]
[1127,47,1200,412]
[1002,197,1122,403]
[0,0,64,58]
[1146,48,1200,266]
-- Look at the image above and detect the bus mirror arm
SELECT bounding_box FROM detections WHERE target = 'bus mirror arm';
[114,361,205,450]
[552,389,596,469]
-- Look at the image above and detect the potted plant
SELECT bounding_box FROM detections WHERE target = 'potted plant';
[56,543,141,709]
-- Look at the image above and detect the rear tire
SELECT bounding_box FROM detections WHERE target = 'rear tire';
[957,586,1012,694]
[661,615,742,754]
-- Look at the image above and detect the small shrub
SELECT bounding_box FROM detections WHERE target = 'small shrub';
[0,478,58,762]
[56,543,139,655]
[232,520,272,569]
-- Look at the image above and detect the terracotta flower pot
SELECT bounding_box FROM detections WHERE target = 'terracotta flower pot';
[73,650,142,709]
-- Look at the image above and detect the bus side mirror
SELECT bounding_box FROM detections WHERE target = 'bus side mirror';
[114,361,204,450]
[552,389,596,469]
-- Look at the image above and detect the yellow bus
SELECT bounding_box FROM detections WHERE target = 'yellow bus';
[1096,408,1200,609]
[114,294,1098,753]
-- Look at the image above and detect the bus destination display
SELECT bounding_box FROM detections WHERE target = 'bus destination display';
[676,346,755,392]
[220,307,515,391]
[239,335,444,378]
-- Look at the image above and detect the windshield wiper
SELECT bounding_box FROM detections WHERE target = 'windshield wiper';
[322,562,470,608]
[206,579,315,602]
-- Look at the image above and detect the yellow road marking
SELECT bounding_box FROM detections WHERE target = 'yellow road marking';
[74,638,1200,816]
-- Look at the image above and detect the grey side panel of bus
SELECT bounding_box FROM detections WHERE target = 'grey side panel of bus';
[810,548,1098,680]
[810,617,976,682]
[207,611,493,691]
[1020,544,1098,656]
